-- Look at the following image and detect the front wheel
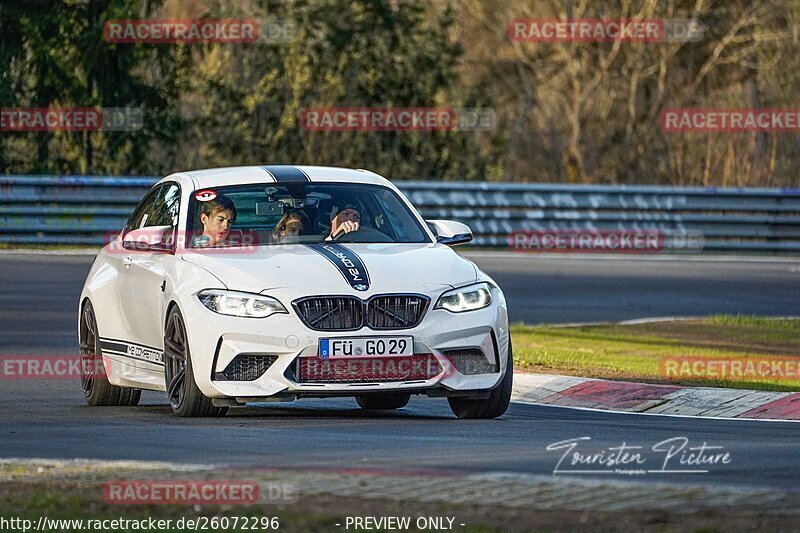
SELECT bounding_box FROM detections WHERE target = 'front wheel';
[448,345,513,419]
[164,306,227,417]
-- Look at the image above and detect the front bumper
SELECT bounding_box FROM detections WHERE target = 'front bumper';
[183,288,510,400]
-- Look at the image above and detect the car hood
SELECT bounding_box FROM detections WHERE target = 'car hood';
[181,243,478,295]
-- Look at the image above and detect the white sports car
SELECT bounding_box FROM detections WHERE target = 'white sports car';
[78,166,512,418]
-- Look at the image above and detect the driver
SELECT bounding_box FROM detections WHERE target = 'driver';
[326,204,361,241]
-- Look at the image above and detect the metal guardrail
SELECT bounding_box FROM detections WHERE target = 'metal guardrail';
[1,176,799,252]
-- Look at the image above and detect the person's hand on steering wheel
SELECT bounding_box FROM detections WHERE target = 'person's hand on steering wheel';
[332,220,359,239]
[329,207,361,240]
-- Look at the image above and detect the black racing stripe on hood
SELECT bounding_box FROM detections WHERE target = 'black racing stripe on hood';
[261,165,311,182]
[305,243,370,291]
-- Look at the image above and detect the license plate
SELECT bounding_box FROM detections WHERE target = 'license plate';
[319,336,413,359]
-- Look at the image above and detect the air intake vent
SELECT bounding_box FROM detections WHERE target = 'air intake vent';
[215,354,278,381]
[444,349,498,375]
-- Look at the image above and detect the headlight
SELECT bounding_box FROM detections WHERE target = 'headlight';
[198,290,288,318]
[435,282,493,313]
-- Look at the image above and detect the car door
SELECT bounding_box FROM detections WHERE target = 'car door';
[117,183,181,364]
[103,185,160,344]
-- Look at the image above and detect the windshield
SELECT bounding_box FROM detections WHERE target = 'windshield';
[185,182,431,248]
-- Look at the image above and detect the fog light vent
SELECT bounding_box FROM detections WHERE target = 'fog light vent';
[444,349,498,375]
[215,354,278,381]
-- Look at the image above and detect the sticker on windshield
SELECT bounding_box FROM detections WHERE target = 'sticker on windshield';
[195,189,217,202]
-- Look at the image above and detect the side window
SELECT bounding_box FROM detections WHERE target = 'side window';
[146,183,180,229]
[122,183,181,250]
[124,186,161,235]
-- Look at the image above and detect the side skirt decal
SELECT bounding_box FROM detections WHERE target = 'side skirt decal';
[99,337,165,366]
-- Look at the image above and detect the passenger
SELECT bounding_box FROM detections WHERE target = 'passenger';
[273,210,310,243]
[327,204,361,241]
[196,195,237,247]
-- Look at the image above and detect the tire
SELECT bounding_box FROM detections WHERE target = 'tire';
[448,344,513,419]
[356,393,411,410]
[164,306,227,417]
[79,301,141,407]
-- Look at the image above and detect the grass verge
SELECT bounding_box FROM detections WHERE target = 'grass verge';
[511,315,800,392]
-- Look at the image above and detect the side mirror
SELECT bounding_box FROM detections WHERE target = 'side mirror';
[122,225,174,252]
[426,219,473,246]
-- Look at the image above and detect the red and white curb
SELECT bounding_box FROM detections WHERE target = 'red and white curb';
[512,373,800,421]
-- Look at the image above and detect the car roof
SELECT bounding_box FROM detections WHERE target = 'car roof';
[163,165,390,190]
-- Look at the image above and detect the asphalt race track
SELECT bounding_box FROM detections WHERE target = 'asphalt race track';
[471,252,800,324]
[0,252,799,492]
[1,252,798,352]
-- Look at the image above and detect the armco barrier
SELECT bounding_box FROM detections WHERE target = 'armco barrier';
[1,176,799,252]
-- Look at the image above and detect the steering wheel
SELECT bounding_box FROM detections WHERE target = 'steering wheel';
[332,225,393,243]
